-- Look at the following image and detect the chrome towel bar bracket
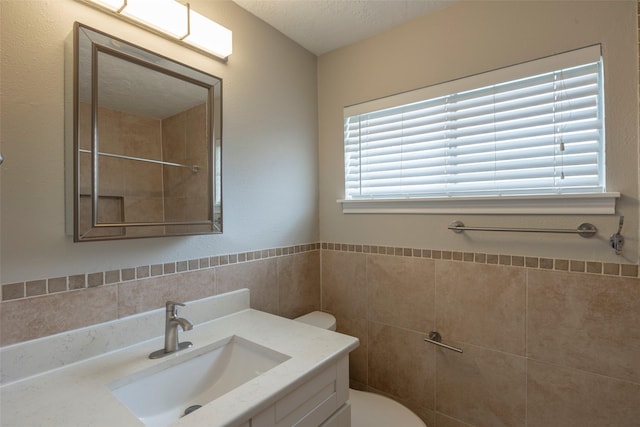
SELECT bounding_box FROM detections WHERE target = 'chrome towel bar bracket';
[448,220,597,238]
[609,216,625,255]
[424,331,463,353]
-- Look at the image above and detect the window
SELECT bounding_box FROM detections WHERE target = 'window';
[342,45,618,214]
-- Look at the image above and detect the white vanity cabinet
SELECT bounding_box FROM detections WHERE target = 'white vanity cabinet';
[247,356,350,427]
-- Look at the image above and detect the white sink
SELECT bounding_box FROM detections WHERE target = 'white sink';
[108,335,290,427]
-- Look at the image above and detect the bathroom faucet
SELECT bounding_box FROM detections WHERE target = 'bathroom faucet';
[149,301,193,359]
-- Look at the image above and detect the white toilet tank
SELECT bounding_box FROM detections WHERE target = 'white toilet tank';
[294,311,427,427]
[294,311,336,331]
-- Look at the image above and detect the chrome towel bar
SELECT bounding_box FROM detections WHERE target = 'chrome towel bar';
[448,220,597,238]
[424,331,463,353]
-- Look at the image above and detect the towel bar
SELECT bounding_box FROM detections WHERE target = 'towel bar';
[448,221,597,238]
[424,331,463,353]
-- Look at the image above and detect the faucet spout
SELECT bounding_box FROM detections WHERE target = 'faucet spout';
[149,301,194,359]
[174,317,194,331]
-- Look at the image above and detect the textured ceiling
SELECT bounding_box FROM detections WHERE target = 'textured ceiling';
[232,0,456,55]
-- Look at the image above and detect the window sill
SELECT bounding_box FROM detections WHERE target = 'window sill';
[338,193,620,215]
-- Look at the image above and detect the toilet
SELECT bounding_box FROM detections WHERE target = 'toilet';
[295,312,427,427]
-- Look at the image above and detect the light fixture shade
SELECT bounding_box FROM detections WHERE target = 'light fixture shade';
[81,0,232,60]
[87,0,125,11]
[121,0,189,39]
[184,9,233,58]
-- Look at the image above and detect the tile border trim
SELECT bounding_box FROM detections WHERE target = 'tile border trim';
[1,243,320,302]
[320,242,639,279]
[2,241,638,302]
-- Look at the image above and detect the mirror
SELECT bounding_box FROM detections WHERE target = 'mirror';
[66,23,222,241]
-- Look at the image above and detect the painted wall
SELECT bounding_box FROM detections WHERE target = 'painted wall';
[0,0,319,284]
[317,0,639,265]
[318,3,640,425]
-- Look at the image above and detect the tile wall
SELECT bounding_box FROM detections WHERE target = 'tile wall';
[0,245,320,346]
[162,103,211,233]
[79,103,165,238]
[1,241,639,426]
[77,102,211,238]
[321,244,640,427]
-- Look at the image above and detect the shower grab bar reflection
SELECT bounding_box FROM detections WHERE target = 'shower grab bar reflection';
[79,149,200,172]
[424,331,463,353]
[448,221,597,238]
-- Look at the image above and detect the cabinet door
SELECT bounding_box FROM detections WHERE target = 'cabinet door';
[319,403,351,427]
[250,356,350,427]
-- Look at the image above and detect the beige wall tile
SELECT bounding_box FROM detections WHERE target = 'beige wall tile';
[621,263,639,277]
[124,161,163,197]
[79,195,127,238]
[161,111,186,163]
[277,252,320,319]
[0,256,320,345]
[338,316,368,385]
[603,262,619,275]
[527,270,640,383]
[49,277,68,293]
[25,280,46,297]
[2,282,24,300]
[163,166,206,199]
[68,274,86,290]
[164,196,209,222]
[97,156,126,196]
[92,108,163,225]
[117,269,215,317]
[87,272,104,287]
[216,259,278,315]
[435,413,476,427]
[527,360,640,427]
[368,321,436,411]
[185,104,207,161]
[0,286,117,346]
[161,104,208,227]
[120,112,162,159]
[121,268,136,281]
[367,254,435,332]
[321,251,367,320]
[97,107,124,153]
[435,261,526,355]
[322,242,368,387]
[124,196,164,222]
[436,342,526,427]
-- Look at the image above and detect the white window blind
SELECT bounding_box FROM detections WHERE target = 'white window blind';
[344,45,605,201]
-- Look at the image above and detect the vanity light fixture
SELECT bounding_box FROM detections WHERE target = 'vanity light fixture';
[80,0,232,60]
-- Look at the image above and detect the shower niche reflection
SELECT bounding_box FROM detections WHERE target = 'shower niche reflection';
[66,23,222,241]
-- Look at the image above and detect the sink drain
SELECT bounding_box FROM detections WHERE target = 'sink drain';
[183,405,202,416]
